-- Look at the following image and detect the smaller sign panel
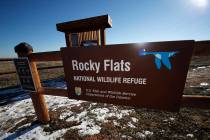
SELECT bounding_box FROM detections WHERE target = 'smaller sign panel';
[71,33,79,47]
[81,40,98,47]
[13,57,36,91]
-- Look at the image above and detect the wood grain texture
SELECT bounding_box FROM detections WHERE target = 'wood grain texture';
[0,58,15,61]
[100,28,106,47]
[28,51,62,61]
[39,87,68,97]
[65,33,71,48]
[27,60,50,123]
[181,95,210,109]
[56,15,112,33]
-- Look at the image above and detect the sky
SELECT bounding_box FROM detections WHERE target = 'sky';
[0,0,209,57]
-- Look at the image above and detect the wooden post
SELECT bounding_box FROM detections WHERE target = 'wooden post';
[65,33,71,47]
[100,28,106,47]
[14,42,50,123]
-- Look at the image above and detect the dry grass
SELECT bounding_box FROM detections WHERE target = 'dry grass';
[0,61,64,88]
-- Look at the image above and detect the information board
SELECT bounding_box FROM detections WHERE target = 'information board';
[14,57,36,92]
[61,41,194,111]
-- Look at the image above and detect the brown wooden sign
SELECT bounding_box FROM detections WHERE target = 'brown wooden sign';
[61,41,194,111]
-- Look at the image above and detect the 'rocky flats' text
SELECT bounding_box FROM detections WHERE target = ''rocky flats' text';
[72,59,131,73]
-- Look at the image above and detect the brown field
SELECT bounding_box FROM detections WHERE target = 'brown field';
[0,61,64,88]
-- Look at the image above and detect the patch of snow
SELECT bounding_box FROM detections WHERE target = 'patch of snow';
[186,133,194,138]
[90,103,97,106]
[90,108,109,122]
[121,135,127,138]
[64,109,100,136]
[0,95,86,125]
[44,95,85,110]
[72,120,101,136]
[164,117,175,122]
[121,135,132,139]
[0,93,87,139]
[128,122,136,128]
[113,120,119,126]
[59,112,73,120]
[169,117,175,121]
[90,107,133,121]
[18,127,68,140]
[163,119,168,122]
[200,82,209,86]
[0,79,139,139]
[143,130,153,136]
[0,125,68,140]
[65,107,133,136]
[66,110,87,122]
[136,130,153,138]
[131,117,138,123]
[120,110,133,116]
[193,66,210,71]
[136,132,146,138]
[160,130,165,134]
[0,98,34,123]
[0,93,135,138]
[197,66,206,69]
[77,110,88,120]
[112,109,133,119]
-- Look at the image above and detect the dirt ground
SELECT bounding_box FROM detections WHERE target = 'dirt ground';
[4,103,210,139]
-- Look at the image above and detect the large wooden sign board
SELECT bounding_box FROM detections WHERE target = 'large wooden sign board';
[61,41,194,111]
[13,58,36,92]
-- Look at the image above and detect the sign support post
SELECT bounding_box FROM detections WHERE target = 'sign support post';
[100,28,106,47]
[14,42,50,123]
